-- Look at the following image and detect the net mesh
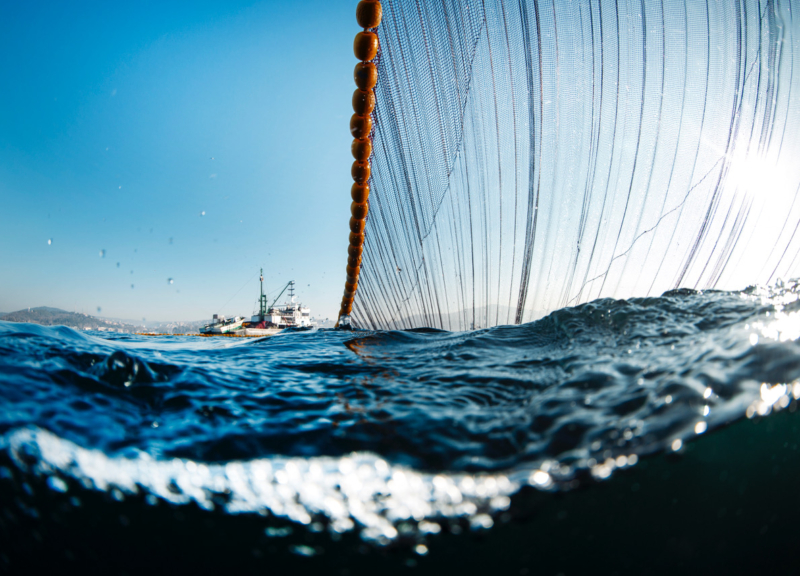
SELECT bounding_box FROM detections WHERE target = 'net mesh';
[355,0,800,330]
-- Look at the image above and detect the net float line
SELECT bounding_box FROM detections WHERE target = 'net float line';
[337,0,382,328]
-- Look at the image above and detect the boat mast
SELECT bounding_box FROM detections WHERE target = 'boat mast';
[288,280,296,303]
[259,268,268,318]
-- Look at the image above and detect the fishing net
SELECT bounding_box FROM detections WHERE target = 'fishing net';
[354,0,800,330]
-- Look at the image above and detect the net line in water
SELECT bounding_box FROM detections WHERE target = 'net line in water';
[352,0,800,330]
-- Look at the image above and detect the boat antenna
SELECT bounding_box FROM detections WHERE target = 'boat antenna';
[288,280,295,303]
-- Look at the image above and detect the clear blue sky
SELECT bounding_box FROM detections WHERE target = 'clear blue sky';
[0,0,356,322]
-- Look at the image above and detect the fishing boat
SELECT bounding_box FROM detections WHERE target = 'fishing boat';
[200,268,316,336]
[199,315,245,335]
[200,270,313,337]
[238,272,313,336]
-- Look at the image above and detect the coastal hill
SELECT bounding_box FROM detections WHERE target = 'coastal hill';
[0,307,141,333]
[0,307,204,334]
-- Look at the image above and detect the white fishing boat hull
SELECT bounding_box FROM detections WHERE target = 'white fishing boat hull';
[239,328,283,337]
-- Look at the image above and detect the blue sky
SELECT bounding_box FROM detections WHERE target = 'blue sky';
[0,0,356,322]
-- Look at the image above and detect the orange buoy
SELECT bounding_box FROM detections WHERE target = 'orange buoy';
[339,7,381,325]
[351,201,369,220]
[348,245,363,259]
[353,31,379,61]
[351,138,372,161]
[349,232,365,247]
[351,183,369,204]
[349,217,366,234]
[356,1,382,29]
[354,62,378,90]
[352,160,371,184]
[352,89,376,115]
[350,114,372,139]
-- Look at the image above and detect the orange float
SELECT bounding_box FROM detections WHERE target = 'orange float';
[352,89,376,115]
[351,160,371,184]
[353,31,379,61]
[349,232,365,247]
[350,114,372,139]
[351,183,369,203]
[354,62,378,90]
[356,0,382,29]
[351,137,372,161]
[351,201,369,220]
[348,245,363,259]
[349,217,366,234]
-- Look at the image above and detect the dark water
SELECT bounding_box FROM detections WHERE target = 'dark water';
[2,284,800,574]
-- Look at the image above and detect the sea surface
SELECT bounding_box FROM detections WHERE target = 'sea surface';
[2,283,800,574]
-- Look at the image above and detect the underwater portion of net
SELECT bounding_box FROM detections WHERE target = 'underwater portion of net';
[353,0,800,330]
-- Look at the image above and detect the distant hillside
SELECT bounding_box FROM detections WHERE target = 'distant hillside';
[0,307,141,333]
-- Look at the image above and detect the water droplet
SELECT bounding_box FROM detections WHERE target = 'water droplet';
[118,186,122,189]
[47,238,52,245]
[97,307,102,313]
[99,249,106,258]
[168,278,173,284]
[169,237,173,244]
[200,211,206,217]
[131,284,134,289]
[116,262,120,268]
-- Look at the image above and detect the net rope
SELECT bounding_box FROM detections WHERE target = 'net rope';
[353,0,800,330]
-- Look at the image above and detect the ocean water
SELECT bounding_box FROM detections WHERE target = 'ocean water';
[1,283,800,574]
